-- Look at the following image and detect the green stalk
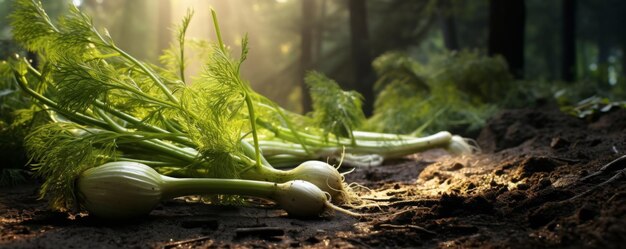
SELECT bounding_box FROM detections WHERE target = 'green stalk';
[161,177,276,200]
[255,98,312,154]
[94,108,199,164]
[257,119,328,147]
[179,36,186,84]
[211,9,261,168]
[210,9,225,51]
[244,96,262,168]
[111,46,179,104]
[86,23,179,104]
[24,62,195,148]
[22,63,258,173]
[257,140,310,157]
[352,130,414,141]
[257,130,455,159]
[116,158,174,167]
[239,162,291,183]
[265,154,316,168]
[13,72,108,129]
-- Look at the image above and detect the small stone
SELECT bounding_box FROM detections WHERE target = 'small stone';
[550,137,570,149]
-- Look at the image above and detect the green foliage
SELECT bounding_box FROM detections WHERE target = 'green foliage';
[9,0,57,53]
[430,51,512,103]
[159,9,194,83]
[365,50,506,135]
[178,81,244,179]
[372,52,430,92]
[11,0,112,62]
[0,60,36,186]
[306,71,365,142]
[561,96,626,119]
[6,1,262,209]
[26,122,116,210]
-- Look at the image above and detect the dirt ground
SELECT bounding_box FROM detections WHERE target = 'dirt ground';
[1,107,625,248]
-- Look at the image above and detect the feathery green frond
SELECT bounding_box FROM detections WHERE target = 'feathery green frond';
[306,71,365,142]
[238,34,249,71]
[206,12,261,167]
[10,0,58,53]
[11,0,111,62]
[25,122,117,210]
[51,59,112,111]
[51,5,108,59]
[366,51,502,135]
[178,83,244,178]
[177,9,193,83]
[372,52,429,92]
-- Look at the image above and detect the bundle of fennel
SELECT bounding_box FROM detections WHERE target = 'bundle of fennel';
[7,0,472,219]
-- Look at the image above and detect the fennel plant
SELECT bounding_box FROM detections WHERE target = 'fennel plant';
[7,0,473,216]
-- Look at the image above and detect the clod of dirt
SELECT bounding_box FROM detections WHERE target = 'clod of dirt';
[433,194,494,217]
[527,202,575,228]
[576,204,598,224]
[514,156,561,178]
[478,107,585,152]
[588,109,626,131]
[515,187,574,212]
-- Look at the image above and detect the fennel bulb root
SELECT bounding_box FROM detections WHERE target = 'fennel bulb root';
[78,162,330,219]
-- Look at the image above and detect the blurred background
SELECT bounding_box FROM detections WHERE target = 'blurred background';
[1,0,625,134]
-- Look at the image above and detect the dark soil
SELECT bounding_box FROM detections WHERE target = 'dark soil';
[2,107,626,248]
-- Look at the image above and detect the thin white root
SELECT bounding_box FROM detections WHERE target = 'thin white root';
[325,202,374,217]
[446,135,481,155]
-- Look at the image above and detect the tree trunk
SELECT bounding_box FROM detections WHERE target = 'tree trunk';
[597,36,610,88]
[561,0,576,82]
[349,0,374,116]
[622,41,626,77]
[300,0,315,113]
[488,0,525,79]
[313,0,327,62]
[439,0,459,51]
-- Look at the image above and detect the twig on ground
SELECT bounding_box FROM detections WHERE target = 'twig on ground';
[161,236,213,249]
[569,169,626,201]
[579,155,626,182]
[378,224,436,235]
[549,157,581,164]
[388,199,439,207]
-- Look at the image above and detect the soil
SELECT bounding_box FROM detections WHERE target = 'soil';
[1,107,626,249]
